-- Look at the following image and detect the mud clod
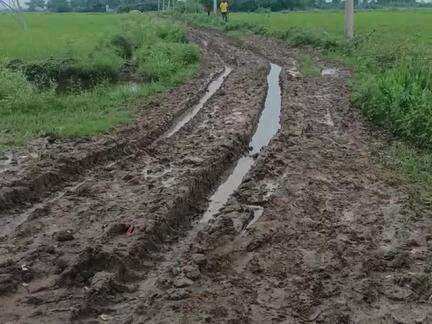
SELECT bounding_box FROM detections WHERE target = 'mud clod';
[54,230,75,242]
[0,274,18,295]
[192,253,207,267]
[184,264,201,280]
[166,288,190,300]
[173,277,194,288]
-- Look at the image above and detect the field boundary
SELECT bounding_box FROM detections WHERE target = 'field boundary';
[0,53,223,212]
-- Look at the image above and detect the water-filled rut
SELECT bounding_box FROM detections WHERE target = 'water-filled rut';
[201,63,282,223]
[164,67,233,138]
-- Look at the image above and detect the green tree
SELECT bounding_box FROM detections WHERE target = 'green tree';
[26,0,45,11]
[46,0,71,12]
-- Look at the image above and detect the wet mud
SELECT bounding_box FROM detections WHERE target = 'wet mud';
[202,63,282,223]
[1,29,432,324]
[0,42,223,212]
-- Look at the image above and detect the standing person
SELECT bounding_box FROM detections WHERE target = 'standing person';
[220,0,229,23]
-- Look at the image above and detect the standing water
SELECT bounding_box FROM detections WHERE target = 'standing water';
[164,67,233,138]
[201,63,282,223]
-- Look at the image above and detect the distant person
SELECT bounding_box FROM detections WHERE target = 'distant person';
[220,0,229,23]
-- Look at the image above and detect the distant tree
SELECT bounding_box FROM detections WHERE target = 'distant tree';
[69,0,87,11]
[26,0,45,10]
[46,0,71,12]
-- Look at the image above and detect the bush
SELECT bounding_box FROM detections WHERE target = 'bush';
[0,68,35,104]
[0,16,200,149]
[111,34,134,59]
[173,0,204,14]
[138,42,200,82]
[255,7,271,14]
[354,59,432,148]
[155,23,188,43]
[269,27,340,50]
[19,52,122,93]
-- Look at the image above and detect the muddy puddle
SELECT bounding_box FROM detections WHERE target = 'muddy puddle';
[201,63,282,223]
[321,68,339,76]
[0,152,14,169]
[164,67,233,138]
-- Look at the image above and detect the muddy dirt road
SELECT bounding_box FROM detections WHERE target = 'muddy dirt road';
[1,28,432,323]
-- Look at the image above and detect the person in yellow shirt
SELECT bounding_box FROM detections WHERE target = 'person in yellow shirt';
[220,0,229,23]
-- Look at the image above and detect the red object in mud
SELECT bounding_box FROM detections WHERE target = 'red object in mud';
[126,225,135,236]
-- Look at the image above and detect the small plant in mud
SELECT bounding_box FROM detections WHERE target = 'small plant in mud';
[297,54,321,77]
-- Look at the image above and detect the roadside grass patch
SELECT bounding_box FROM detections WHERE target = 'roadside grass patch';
[381,141,432,206]
[0,13,200,150]
[354,59,432,148]
[297,54,321,77]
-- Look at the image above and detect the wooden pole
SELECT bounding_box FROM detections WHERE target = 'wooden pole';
[344,0,354,40]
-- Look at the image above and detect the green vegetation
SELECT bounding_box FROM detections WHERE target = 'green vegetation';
[383,141,432,205]
[297,54,320,77]
[0,13,200,149]
[0,13,122,60]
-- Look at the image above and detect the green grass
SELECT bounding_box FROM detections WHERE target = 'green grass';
[0,13,123,61]
[382,141,432,206]
[0,13,200,150]
[297,54,320,77]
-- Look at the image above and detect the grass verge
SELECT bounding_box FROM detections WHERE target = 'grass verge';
[0,13,200,150]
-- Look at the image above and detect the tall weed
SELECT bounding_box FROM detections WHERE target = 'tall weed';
[354,59,432,147]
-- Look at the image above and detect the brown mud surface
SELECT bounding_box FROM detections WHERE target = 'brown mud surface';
[0,35,222,212]
[1,29,432,324]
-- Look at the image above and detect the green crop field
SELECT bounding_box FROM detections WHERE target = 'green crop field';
[0,13,123,60]
[0,13,200,150]
[232,10,432,44]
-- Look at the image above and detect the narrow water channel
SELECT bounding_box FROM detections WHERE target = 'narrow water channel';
[201,63,282,223]
[164,67,233,138]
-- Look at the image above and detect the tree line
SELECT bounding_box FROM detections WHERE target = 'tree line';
[25,0,158,12]
[25,0,431,13]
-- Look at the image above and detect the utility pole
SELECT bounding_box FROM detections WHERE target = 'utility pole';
[213,0,217,14]
[158,0,160,11]
[344,0,354,40]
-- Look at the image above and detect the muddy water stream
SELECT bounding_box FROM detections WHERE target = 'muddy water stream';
[201,63,282,223]
[164,67,233,138]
